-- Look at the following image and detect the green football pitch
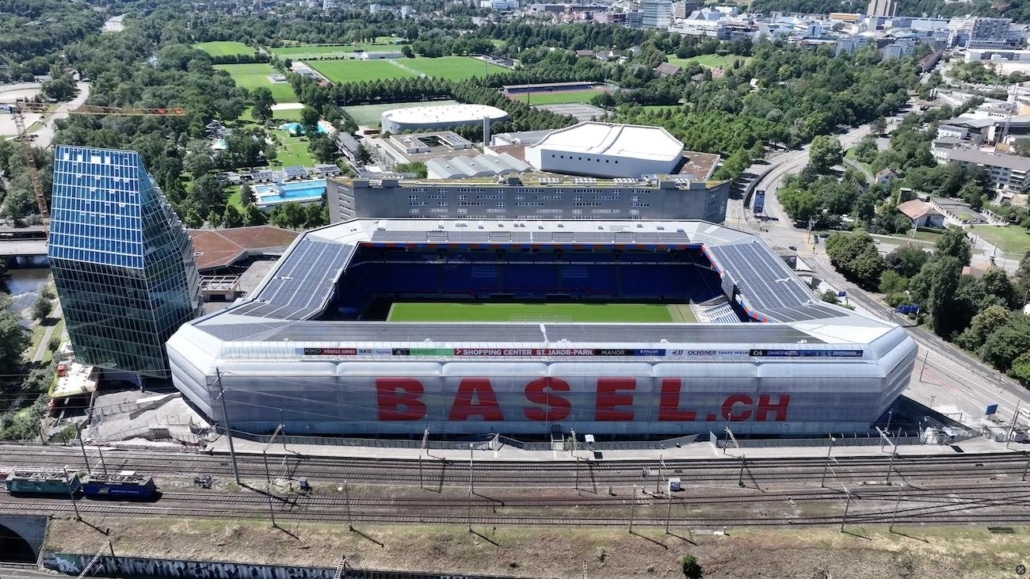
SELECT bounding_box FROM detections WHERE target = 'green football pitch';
[386,303,697,323]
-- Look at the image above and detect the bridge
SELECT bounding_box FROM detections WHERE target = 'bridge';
[0,239,47,258]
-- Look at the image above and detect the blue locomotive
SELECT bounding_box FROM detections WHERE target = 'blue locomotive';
[81,472,158,499]
[4,471,157,499]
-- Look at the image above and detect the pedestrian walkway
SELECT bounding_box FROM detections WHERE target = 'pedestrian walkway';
[205,431,1019,463]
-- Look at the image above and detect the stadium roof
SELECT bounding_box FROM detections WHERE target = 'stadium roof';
[180,219,904,354]
[528,122,683,162]
[381,104,508,125]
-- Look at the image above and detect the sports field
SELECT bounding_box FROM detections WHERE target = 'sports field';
[342,99,460,126]
[309,57,505,83]
[306,60,414,83]
[195,41,254,57]
[215,63,297,102]
[387,303,696,323]
[406,57,508,80]
[269,44,408,59]
[668,54,749,70]
[508,89,603,105]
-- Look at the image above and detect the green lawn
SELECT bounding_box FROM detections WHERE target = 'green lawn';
[405,56,507,80]
[272,132,316,167]
[668,54,748,70]
[342,99,460,126]
[510,89,603,106]
[972,225,1030,256]
[307,59,414,83]
[387,302,682,323]
[214,63,297,102]
[195,41,255,57]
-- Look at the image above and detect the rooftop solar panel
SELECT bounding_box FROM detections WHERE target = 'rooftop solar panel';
[237,239,353,320]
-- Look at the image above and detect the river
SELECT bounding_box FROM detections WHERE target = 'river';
[3,267,50,324]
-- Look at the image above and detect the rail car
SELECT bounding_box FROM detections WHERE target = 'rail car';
[3,470,157,499]
[81,472,158,499]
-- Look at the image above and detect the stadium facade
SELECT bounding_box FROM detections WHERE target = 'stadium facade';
[327,176,729,223]
[167,219,917,438]
[50,146,203,377]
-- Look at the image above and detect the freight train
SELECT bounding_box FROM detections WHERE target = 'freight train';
[3,471,158,499]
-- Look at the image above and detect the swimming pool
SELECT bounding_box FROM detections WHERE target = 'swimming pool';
[254,179,326,206]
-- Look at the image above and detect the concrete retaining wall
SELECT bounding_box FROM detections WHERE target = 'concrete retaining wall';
[42,552,510,579]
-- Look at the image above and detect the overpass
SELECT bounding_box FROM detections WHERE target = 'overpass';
[0,239,47,258]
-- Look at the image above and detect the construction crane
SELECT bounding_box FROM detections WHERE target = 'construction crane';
[8,102,186,238]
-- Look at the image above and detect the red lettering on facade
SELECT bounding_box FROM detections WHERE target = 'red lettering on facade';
[595,378,636,421]
[448,378,505,421]
[756,394,790,422]
[658,378,697,421]
[721,394,753,421]
[376,378,426,421]
[524,377,572,422]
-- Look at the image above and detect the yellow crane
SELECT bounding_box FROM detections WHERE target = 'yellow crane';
[9,102,187,239]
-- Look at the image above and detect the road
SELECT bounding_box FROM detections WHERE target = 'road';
[738,122,1030,426]
[31,82,91,150]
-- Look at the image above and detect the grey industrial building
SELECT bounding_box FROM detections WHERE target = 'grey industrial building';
[327,175,730,223]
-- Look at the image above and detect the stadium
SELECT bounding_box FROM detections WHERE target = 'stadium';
[380,104,508,134]
[167,219,917,439]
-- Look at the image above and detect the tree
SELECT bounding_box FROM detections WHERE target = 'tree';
[270,202,307,229]
[778,186,820,223]
[356,144,373,165]
[252,87,276,123]
[207,209,223,229]
[394,161,428,179]
[1010,351,1030,384]
[0,297,28,376]
[191,175,227,218]
[825,230,885,289]
[308,134,339,164]
[219,98,245,123]
[870,116,887,136]
[878,269,908,295]
[909,256,964,338]
[32,293,52,322]
[222,204,243,228]
[402,45,415,58]
[300,106,321,134]
[976,267,1017,309]
[884,246,929,278]
[982,319,1030,372]
[184,148,216,180]
[240,183,257,206]
[808,135,843,174]
[935,227,972,265]
[243,204,267,226]
[955,305,1010,352]
[681,554,703,579]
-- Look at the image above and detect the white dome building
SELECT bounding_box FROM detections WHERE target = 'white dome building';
[525,122,684,179]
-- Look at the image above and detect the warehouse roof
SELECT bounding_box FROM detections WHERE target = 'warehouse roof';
[528,122,683,162]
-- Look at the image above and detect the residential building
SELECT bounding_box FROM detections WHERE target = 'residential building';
[945,148,1030,193]
[897,200,945,228]
[642,0,672,29]
[881,41,914,61]
[875,168,898,185]
[835,36,869,57]
[49,146,202,379]
[969,17,1012,48]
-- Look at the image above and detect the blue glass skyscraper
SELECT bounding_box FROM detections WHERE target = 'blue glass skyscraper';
[49,146,202,378]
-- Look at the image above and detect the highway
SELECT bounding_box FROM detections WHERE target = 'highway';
[736,121,1030,427]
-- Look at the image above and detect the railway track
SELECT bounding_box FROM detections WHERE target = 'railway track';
[2,445,1029,489]
[4,469,1030,529]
